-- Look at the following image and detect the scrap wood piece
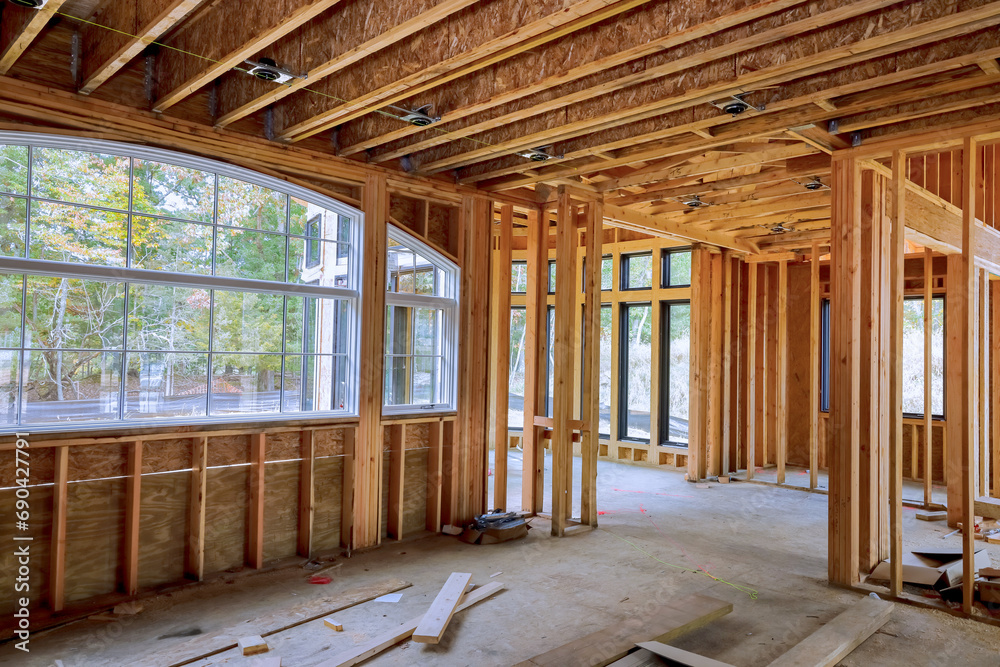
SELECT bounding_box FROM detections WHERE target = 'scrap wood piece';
[413,572,473,644]
[161,578,411,667]
[513,594,732,667]
[767,596,892,667]
[314,581,505,667]
[637,641,735,667]
[238,635,268,656]
[607,649,663,667]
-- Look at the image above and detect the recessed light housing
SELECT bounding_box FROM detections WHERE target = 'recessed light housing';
[243,58,304,84]
[518,146,561,162]
[710,93,764,117]
[8,0,47,7]
[399,104,441,127]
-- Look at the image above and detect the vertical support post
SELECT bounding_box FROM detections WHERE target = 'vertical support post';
[297,430,314,558]
[552,187,577,534]
[357,173,388,548]
[888,150,906,597]
[992,279,1000,498]
[427,420,444,532]
[746,262,758,480]
[708,252,723,478]
[760,267,770,468]
[829,156,862,587]
[248,433,265,569]
[722,253,733,477]
[946,254,965,524]
[581,199,602,526]
[340,427,355,548]
[124,440,143,596]
[492,204,513,510]
[776,260,788,484]
[688,247,711,482]
[810,242,821,490]
[960,137,978,614]
[522,207,547,514]
[979,270,990,498]
[49,446,68,612]
[388,424,405,540]
[186,436,208,580]
[924,249,934,507]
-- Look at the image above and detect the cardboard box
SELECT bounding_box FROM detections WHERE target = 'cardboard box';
[870,547,991,588]
[979,579,1000,604]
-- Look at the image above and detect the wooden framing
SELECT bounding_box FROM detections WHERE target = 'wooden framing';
[185,436,208,580]
[924,249,934,507]
[491,204,514,510]
[580,200,603,526]
[248,433,266,569]
[960,137,978,614]
[0,0,69,75]
[124,441,143,596]
[297,430,315,557]
[809,243,821,490]
[888,151,905,597]
[746,262,758,481]
[521,208,547,514]
[776,260,788,484]
[388,425,406,540]
[49,446,68,612]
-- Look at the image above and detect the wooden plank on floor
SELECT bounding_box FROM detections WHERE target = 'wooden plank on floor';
[767,596,892,667]
[606,649,663,667]
[514,594,732,667]
[637,641,735,667]
[412,572,473,644]
[315,582,505,667]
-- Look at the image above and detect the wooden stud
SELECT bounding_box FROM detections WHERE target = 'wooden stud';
[708,252,724,478]
[776,260,788,484]
[552,187,577,534]
[946,254,966,525]
[341,427,356,548]
[888,150,906,597]
[426,420,443,532]
[746,262,758,481]
[186,436,208,580]
[49,446,68,612]
[522,208,547,514]
[249,433,265,569]
[722,253,734,477]
[581,200,603,526]
[993,280,1000,498]
[388,425,405,540]
[979,269,990,499]
[960,136,978,614]
[124,441,143,596]
[810,242,821,490]
[924,249,934,507]
[297,430,315,558]
[492,204,513,510]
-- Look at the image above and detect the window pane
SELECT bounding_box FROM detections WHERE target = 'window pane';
[548,261,556,293]
[24,276,124,350]
[414,308,440,356]
[599,305,612,437]
[127,284,210,351]
[622,304,652,439]
[546,306,554,417]
[210,353,281,414]
[31,148,130,209]
[508,307,526,429]
[30,201,128,266]
[212,291,283,353]
[124,352,208,418]
[412,356,439,405]
[666,303,690,444]
[289,236,345,286]
[0,274,22,348]
[384,354,409,406]
[0,144,28,195]
[130,216,213,273]
[667,251,692,287]
[414,254,436,295]
[0,194,26,258]
[601,257,612,291]
[624,253,652,289]
[284,297,345,355]
[511,262,527,293]
[387,243,414,293]
[0,350,18,425]
[931,297,944,416]
[217,176,286,232]
[131,159,214,222]
[215,227,286,282]
[283,355,343,412]
[902,299,925,414]
[21,350,122,423]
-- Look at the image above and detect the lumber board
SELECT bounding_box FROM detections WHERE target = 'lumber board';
[314,581,505,667]
[637,641,735,667]
[767,596,892,667]
[412,572,473,644]
[514,594,732,667]
[157,579,412,667]
[606,649,664,667]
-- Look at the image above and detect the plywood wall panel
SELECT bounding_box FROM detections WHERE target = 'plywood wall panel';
[207,434,249,467]
[0,486,51,615]
[265,431,302,462]
[69,444,127,482]
[204,465,248,574]
[138,470,189,590]
[403,448,428,535]
[143,438,193,474]
[263,460,300,562]
[381,450,390,540]
[65,479,125,603]
[785,263,813,468]
[315,428,345,457]
[311,455,343,554]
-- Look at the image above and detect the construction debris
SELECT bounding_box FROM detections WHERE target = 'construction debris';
[238,635,269,656]
[767,596,892,667]
[870,547,991,588]
[459,510,529,544]
[413,572,473,644]
[324,618,344,632]
[915,510,947,522]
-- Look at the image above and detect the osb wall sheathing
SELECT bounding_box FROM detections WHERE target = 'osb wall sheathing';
[207,434,250,468]
[0,446,54,488]
[65,478,125,603]
[427,202,458,257]
[404,448,429,536]
[265,431,302,462]
[138,471,190,590]
[315,428,345,457]
[69,444,128,482]
[0,487,51,615]
[204,465,249,574]
[312,456,343,553]
[263,461,301,562]
[143,439,194,474]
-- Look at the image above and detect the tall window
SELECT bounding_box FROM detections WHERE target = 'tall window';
[599,305,612,437]
[511,261,527,293]
[545,305,555,417]
[508,306,527,429]
[820,299,830,412]
[902,296,945,417]
[621,252,653,290]
[619,303,652,441]
[384,226,459,413]
[0,134,359,430]
[659,302,690,446]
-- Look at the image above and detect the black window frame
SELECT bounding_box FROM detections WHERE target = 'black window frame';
[901,294,946,420]
[658,299,691,448]
[580,254,614,293]
[507,305,527,432]
[511,260,527,294]
[620,251,654,291]
[618,301,652,443]
[820,298,830,413]
[661,247,692,289]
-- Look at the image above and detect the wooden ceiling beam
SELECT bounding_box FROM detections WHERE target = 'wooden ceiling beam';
[352,0,817,163]
[835,82,1000,136]
[79,0,205,95]
[650,191,830,227]
[212,0,479,128]
[635,179,824,214]
[151,0,347,113]
[0,0,68,75]
[415,3,1000,175]
[603,204,759,253]
[275,0,655,142]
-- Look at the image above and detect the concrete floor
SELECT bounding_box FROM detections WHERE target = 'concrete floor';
[4,454,999,667]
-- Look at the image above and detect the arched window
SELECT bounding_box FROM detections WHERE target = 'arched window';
[383,225,459,414]
[0,133,361,430]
